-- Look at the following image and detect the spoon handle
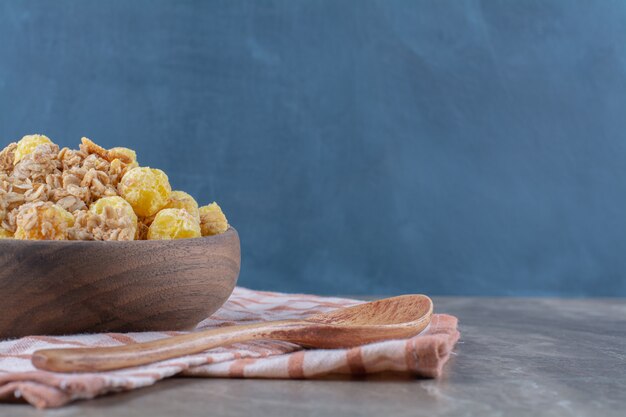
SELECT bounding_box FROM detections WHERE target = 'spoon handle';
[32,319,306,373]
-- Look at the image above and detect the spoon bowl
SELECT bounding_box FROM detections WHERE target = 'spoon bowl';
[295,294,433,348]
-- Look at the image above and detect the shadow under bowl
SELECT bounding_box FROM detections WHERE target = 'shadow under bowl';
[0,227,240,339]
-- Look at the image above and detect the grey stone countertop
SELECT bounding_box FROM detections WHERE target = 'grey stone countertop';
[2,297,625,417]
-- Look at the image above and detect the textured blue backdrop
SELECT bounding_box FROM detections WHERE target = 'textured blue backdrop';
[1,0,625,296]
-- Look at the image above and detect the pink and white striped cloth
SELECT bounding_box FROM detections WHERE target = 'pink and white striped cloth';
[0,287,460,409]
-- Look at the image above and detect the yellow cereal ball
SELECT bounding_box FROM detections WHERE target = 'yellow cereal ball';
[108,147,137,164]
[14,134,53,164]
[90,196,138,229]
[147,208,201,240]
[118,167,171,217]
[14,202,74,240]
[199,202,228,236]
[164,191,200,221]
[0,228,13,239]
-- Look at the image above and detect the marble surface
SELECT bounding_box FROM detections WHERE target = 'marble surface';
[2,297,625,416]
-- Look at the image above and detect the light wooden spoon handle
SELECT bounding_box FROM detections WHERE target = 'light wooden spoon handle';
[32,320,306,373]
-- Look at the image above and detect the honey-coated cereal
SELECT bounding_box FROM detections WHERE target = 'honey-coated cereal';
[147,208,201,240]
[13,134,52,164]
[199,202,228,236]
[163,191,200,221]
[90,196,136,221]
[14,202,74,240]
[108,147,137,164]
[0,134,229,241]
[90,196,138,234]
[118,167,171,218]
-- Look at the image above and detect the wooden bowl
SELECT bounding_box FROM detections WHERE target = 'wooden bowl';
[0,227,240,339]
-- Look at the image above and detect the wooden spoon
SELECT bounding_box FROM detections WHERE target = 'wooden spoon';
[31,294,433,373]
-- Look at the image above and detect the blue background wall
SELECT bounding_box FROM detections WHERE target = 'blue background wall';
[1,0,625,296]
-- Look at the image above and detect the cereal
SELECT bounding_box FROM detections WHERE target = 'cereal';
[118,167,171,217]
[88,196,138,240]
[0,175,22,222]
[147,208,201,240]
[91,196,133,217]
[108,147,137,164]
[199,202,228,236]
[12,143,61,184]
[81,138,137,166]
[68,196,137,241]
[13,135,53,164]
[14,202,74,240]
[91,196,137,228]
[164,191,200,221]
[141,190,200,226]
[1,134,230,241]
[80,137,109,160]
[0,143,17,173]
[136,219,150,240]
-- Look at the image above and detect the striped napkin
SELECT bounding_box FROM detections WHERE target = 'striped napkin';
[0,287,460,409]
